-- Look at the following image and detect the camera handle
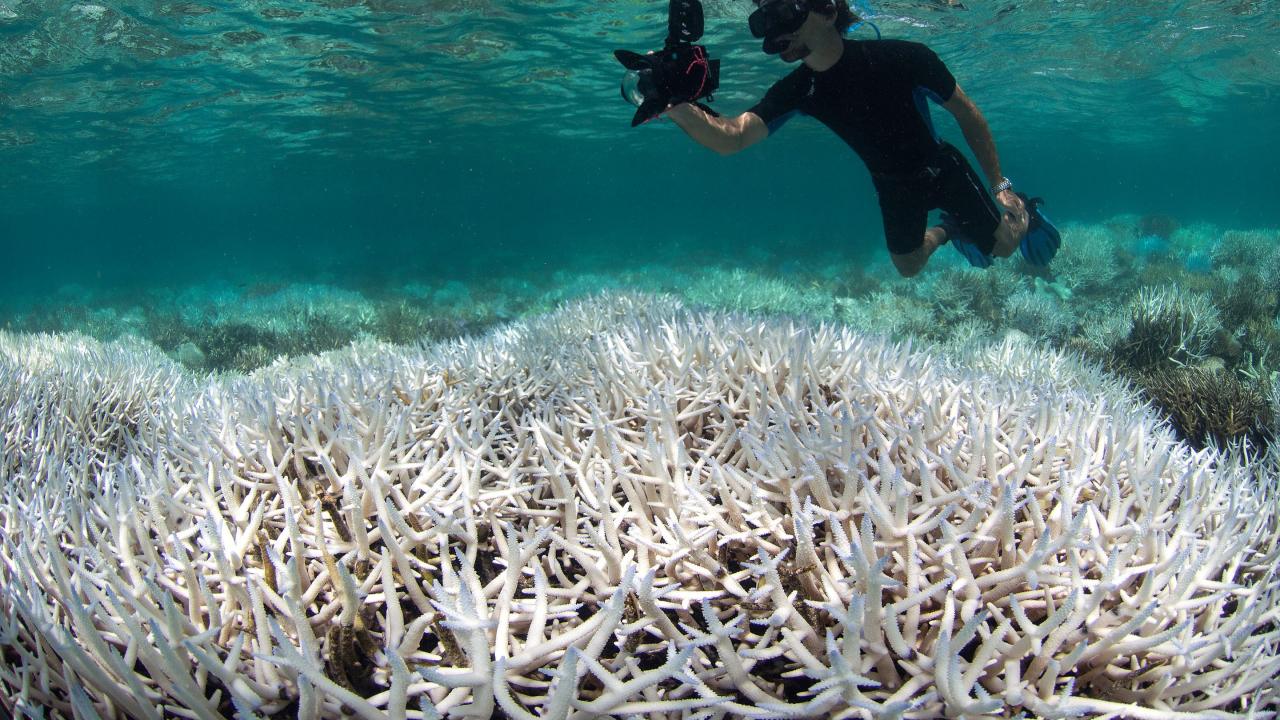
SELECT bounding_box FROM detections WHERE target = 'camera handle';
[666,0,704,48]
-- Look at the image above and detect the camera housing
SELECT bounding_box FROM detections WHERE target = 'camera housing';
[614,0,720,126]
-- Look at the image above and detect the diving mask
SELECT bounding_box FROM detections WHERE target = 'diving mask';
[749,0,811,54]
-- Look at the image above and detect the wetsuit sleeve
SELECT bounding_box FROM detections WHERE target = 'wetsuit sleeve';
[904,42,957,102]
[746,70,810,134]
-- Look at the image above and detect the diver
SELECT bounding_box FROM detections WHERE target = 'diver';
[662,0,1060,275]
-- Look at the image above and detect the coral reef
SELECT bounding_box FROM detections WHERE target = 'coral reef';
[373,300,441,347]
[1086,285,1279,447]
[2,294,1278,718]
[1273,379,1280,440]
[830,264,882,299]
[3,283,519,374]
[3,216,1280,458]
[197,321,290,373]
[1071,304,1123,353]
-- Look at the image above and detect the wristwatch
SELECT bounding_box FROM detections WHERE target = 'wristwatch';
[991,177,1013,195]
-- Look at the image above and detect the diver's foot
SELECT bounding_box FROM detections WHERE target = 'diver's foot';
[939,213,994,269]
[992,218,1021,258]
[925,225,947,254]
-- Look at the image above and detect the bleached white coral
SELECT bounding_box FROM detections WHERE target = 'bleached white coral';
[951,327,1133,401]
[1210,228,1280,270]
[0,330,193,483]
[1051,224,1128,296]
[1,293,1278,718]
[836,289,935,338]
[180,282,380,336]
[685,267,835,318]
[918,265,1022,327]
[1003,286,1077,341]
[1076,303,1129,354]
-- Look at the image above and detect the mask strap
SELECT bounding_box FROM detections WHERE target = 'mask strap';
[845,0,882,38]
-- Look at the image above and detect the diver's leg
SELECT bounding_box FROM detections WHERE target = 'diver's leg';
[878,182,933,277]
[991,214,1022,257]
[892,226,948,277]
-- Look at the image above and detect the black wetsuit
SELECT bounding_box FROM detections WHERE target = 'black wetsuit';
[747,39,1001,255]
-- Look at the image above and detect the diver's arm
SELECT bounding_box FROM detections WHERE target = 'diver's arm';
[943,84,1027,252]
[940,85,1007,191]
[666,103,769,156]
[943,85,1026,211]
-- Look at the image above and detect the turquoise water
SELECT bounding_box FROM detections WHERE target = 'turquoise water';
[2,0,1277,295]
[2,0,1279,408]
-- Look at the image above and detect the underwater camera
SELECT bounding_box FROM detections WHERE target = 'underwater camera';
[614,0,720,126]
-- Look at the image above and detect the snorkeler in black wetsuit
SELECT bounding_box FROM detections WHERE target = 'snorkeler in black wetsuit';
[666,0,1037,277]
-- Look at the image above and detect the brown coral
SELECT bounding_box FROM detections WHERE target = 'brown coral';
[1139,365,1274,449]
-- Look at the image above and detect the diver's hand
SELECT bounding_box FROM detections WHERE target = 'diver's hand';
[991,188,1027,257]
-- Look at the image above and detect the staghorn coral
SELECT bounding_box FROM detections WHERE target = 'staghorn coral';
[1263,247,1280,298]
[1240,316,1280,370]
[1003,287,1077,342]
[1071,303,1125,352]
[938,316,998,352]
[830,264,882,299]
[684,267,836,319]
[0,331,194,481]
[1,293,1279,719]
[1049,224,1126,297]
[918,265,1022,329]
[1112,286,1224,370]
[186,283,380,363]
[948,329,1132,400]
[373,299,441,346]
[836,289,936,340]
[1137,365,1274,450]
[1209,268,1277,332]
[234,284,380,336]
[1210,229,1280,271]
[195,320,286,374]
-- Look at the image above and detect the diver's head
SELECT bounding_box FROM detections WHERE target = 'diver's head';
[749,0,856,61]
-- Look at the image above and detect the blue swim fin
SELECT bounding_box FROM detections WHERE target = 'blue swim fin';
[1017,192,1061,267]
[940,212,993,268]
